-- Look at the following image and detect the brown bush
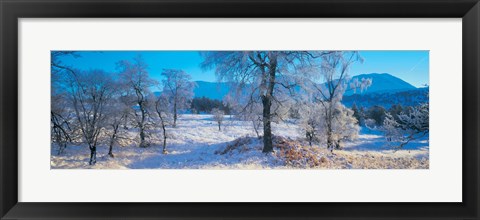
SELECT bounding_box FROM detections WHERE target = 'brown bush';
[274,136,322,168]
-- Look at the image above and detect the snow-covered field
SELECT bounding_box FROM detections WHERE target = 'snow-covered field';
[51,114,429,169]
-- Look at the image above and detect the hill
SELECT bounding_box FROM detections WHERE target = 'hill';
[344,73,416,96]
[190,73,418,100]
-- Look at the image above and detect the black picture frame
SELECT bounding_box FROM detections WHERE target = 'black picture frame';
[1,0,479,219]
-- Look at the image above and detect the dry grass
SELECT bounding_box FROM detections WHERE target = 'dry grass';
[329,151,429,169]
[221,136,429,169]
[274,136,323,168]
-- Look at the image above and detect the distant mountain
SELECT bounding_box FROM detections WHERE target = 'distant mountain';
[154,73,427,110]
[189,73,418,100]
[155,73,423,109]
[341,73,427,108]
[344,73,417,96]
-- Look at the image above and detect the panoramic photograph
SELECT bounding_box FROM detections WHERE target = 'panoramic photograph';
[50,51,429,169]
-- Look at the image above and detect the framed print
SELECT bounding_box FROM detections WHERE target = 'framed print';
[1,0,479,219]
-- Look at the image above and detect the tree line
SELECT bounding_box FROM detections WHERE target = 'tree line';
[51,53,196,164]
[350,103,429,149]
[190,96,232,114]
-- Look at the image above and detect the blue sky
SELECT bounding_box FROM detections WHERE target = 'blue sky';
[55,50,429,87]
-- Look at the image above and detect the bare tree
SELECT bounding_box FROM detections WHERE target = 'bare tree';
[67,69,115,165]
[50,51,80,154]
[298,102,325,146]
[225,94,263,138]
[211,108,225,131]
[51,51,80,74]
[201,51,330,153]
[154,94,173,154]
[383,103,429,150]
[330,103,359,149]
[305,51,368,151]
[105,97,130,158]
[51,106,72,155]
[161,69,196,127]
[51,74,73,155]
[117,55,157,148]
[243,103,263,139]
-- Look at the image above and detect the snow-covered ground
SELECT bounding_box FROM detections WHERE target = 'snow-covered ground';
[51,114,429,169]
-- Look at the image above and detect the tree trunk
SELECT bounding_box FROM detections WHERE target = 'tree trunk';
[324,104,334,152]
[138,97,148,148]
[57,142,66,155]
[161,123,167,154]
[162,136,167,154]
[335,139,342,150]
[89,146,97,165]
[173,101,177,128]
[218,122,221,131]
[261,54,277,153]
[108,137,115,158]
[108,125,119,158]
[306,131,313,146]
[139,126,146,148]
[327,126,333,152]
[262,95,273,153]
[155,101,168,154]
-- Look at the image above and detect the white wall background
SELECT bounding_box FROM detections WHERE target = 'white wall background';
[18,18,462,202]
